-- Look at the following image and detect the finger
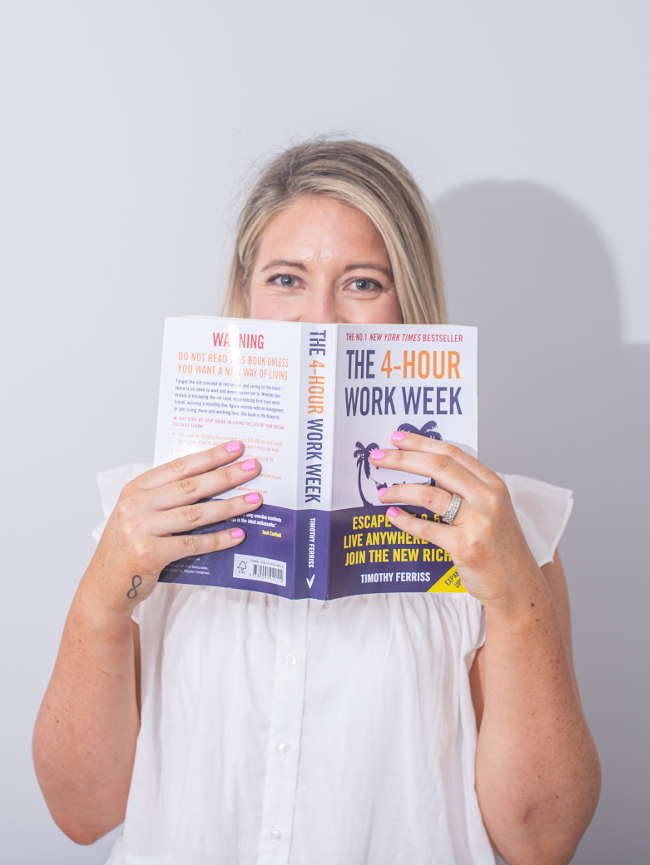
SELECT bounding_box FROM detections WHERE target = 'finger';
[369,445,478,501]
[385,505,450,549]
[148,458,261,511]
[155,492,263,536]
[159,525,248,563]
[132,441,246,492]
[389,431,496,486]
[378,482,457,522]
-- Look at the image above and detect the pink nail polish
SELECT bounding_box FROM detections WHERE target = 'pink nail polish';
[387,506,399,518]
[241,459,256,471]
[231,528,245,539]
[391,431,406,442]
[370,449,386,460]
[245,493,260,504]
[226,440,241,453]
[377,486,387,497]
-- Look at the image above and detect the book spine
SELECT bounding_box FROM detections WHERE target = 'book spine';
[293,323,336,599]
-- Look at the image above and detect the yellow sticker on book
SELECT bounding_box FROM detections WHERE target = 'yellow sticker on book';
[428,565,466,593]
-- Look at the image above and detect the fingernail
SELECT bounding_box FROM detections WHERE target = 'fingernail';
[226,440,241,453]
[391,431,406,442]
[377,486,387,497]
[245,493,260,504]
[370,449,385,460]
[241,459,256,471]
[387,506,399,518]
[231,528,245,539]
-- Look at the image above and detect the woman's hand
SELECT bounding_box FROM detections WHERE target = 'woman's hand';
[372,430,544,613]
[33,442,261,843]
[373,430,601,863]
[90,440,263,617]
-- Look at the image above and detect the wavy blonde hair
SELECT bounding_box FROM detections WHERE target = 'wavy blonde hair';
[222,138,446,324]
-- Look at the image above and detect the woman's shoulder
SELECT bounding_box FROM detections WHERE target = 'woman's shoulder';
[498,473,573,567]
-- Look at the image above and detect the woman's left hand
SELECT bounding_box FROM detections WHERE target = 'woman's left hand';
[372,430,545,612]
[374,431,602,863]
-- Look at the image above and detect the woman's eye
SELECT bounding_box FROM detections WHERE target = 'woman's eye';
[272,274,299,288]
[351,278,380,292]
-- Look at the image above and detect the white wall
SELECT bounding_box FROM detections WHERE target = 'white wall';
[1,3,648,863]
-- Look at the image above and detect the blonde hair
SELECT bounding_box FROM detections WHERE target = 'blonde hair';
[222,138,446,324]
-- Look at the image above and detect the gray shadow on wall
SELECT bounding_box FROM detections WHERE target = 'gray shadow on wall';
[434,181,650,864]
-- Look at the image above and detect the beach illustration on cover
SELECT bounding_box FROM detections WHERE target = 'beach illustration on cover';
[354,421,442,507]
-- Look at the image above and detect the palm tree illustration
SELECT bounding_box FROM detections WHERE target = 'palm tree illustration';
[397,421,442,441]
[396,421,442,487]
[353,423,443,507]
[354,441,379,507]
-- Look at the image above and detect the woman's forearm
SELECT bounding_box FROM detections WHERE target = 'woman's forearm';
[371,437,600,862]
[476,576,601,865]
[33,568,140,845]
[33,444,264,844]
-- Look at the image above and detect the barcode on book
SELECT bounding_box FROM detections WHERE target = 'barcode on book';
[233,554,287,587]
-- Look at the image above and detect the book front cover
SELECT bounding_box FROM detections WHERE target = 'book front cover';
[326,324,477,599]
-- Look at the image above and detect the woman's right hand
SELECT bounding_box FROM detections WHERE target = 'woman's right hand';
[87,440,262,616]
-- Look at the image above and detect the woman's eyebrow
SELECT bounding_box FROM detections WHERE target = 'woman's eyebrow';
[261,260,307,272]
[344,263,392,277]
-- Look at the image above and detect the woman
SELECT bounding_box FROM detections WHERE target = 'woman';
[33,140,601,865]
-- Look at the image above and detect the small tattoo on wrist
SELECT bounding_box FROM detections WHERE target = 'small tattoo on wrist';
[127,575,143,599]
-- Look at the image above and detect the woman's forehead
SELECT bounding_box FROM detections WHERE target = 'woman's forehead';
[257,196,389,267]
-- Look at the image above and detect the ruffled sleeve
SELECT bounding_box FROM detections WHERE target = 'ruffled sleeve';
[500,473,573,567]
[91,463,153,543]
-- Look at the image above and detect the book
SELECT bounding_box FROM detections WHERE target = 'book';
[154,317,477,599]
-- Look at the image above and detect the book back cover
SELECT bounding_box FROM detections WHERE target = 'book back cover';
[154,317,306,598]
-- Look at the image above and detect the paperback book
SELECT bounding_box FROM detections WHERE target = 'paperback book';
[154,317,477,599]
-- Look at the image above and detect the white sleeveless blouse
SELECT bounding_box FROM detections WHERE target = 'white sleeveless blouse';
[93,469,573,865]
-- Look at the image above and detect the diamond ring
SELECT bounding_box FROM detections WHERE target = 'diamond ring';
[441,493,462,525]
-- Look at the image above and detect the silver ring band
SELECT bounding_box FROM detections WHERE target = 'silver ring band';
[441,493,462,525]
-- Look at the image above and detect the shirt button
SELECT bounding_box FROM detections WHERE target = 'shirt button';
[278,742,291,754]
[270,829,282,841]
[285,654,297,667]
